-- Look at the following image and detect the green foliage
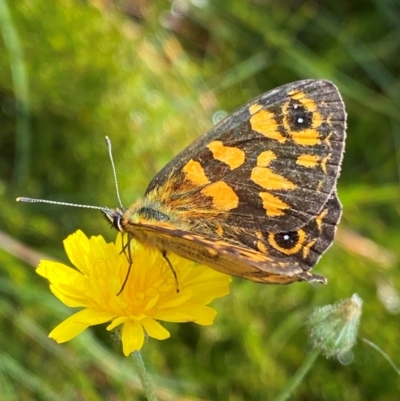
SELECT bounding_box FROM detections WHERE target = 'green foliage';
[1,0,400,399]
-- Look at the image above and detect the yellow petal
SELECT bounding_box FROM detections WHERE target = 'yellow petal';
[71,308,117,325]
[155,304,217,325]
[38,260,89,307]
[37,260,81,283]
[188,304,218,325]
[107,316,128,331]
[63,230,91,274]
[157,291,192,309]
[49,308,116,343]
[121,320,145,355]
[184,269,231,304]
[141,317,170,340]
[49,314,88,343]
[49,285,90,308]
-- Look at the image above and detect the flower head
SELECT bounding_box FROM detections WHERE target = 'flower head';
[37,230,231,356]
[307,294,363,359]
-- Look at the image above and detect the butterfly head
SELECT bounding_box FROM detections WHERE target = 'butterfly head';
[102,207,126,232]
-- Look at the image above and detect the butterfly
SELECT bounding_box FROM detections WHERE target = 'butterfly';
[102,79,346,286]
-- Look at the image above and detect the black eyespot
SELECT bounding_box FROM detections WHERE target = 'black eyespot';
[273,231,299,249]
[288,101,313,131]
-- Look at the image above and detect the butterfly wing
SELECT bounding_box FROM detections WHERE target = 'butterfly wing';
[124,192,341,284]
[145,80,346,233]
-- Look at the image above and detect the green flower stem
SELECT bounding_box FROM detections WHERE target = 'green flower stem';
[273,348,320,401]
[132,351,158,401]
[363,338,400,375]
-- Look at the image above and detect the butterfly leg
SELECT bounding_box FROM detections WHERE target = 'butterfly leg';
[162,250,180,293]
[117,234,133,295]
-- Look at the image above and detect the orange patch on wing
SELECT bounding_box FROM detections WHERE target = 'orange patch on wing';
[296,154,320,169]
[251,167,296,190]
[182,159,210,186]
[249,103,263,114]
[291,129,321,146]
[255,231,268,253]
[250,109,286,143]
[215,225,224,237]
[324,132,333,149]
[207,247,218,256]
[259,192,290,217]
[302,239,317,258]
[315,208,328,232]
[288,90,307,101]
[298,97,317,111]
[320,155,329,174]
[257,240,268,254]
[311,111,324,129]
[201,181,239,211]
[268,229,306,255]
[207,141,245,170]
[257,150,276,167]
[288,91,318,113]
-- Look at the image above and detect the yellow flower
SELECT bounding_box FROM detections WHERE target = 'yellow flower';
[37,230,231,356]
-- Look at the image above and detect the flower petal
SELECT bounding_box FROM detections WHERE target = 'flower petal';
[63,230,91,274]
[37,260,80,282]
[38,260,90,307]
[156,291,192,309]
[121,320,145,355]
[49,285,90,308]
[156,304,217,325]
[141,317,170,340]
[50,308,116,343]
[107,316,128,331]
[49,314,88,343]
[184,269,232,304]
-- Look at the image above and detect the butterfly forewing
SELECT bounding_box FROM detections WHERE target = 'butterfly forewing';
[145,80,346,233]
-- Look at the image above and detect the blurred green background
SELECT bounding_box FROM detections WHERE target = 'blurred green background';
[1,0,400,400]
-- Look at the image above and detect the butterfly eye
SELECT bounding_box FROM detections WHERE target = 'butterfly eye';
[102,208,125,232]
[113,214,124,232]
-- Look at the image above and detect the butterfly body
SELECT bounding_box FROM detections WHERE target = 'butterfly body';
[105,79,346,285]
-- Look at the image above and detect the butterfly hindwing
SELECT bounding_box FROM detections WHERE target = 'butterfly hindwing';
[123,192,341,284]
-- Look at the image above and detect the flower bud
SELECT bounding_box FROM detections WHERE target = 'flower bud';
[307,294,363,359]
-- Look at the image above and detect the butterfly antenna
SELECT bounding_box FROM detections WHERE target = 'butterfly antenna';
[16,197,111,211]
[105,136,124,210]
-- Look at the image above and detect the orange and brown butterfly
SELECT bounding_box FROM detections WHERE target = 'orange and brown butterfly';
[105,79,346,285]
[19,79,346,286]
